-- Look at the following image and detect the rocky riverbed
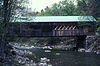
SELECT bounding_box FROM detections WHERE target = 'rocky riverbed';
[1,43,100,66]
[11,45,52,66]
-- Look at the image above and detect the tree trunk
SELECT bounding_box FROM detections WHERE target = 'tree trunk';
[0,0,9,60]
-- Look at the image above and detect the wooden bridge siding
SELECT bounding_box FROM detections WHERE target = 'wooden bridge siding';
[8,29,94,37]
[53,29,85,36]
[53,30,96,36]
[7,22,96,37]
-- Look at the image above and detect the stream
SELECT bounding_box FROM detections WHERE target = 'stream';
[24,49,100,66]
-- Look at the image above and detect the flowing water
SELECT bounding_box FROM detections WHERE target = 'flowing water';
[26,49,100,66]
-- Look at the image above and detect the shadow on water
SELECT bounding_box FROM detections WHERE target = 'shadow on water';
[26,49,100,66]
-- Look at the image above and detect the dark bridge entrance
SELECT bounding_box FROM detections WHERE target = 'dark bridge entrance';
[8,16,96,49]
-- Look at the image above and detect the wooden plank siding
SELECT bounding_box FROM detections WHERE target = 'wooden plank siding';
[7,22,96,37]
[53,29,84,36]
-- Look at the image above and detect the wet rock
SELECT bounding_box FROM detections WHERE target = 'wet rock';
[96,50,100,54]
[78,48,85,52]
[11,50,16,55]
[56,53,60,55]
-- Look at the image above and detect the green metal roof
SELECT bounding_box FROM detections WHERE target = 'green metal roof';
[11,16,96,22]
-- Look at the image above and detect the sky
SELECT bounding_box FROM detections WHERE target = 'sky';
[29,0,62,12]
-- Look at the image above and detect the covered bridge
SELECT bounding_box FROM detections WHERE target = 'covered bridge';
[8,16,96,37]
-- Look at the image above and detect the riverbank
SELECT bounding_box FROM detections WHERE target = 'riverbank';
[12,44,76,52]
[7,45,100,66]
[10,42,100,53]
[0,43,100,66]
